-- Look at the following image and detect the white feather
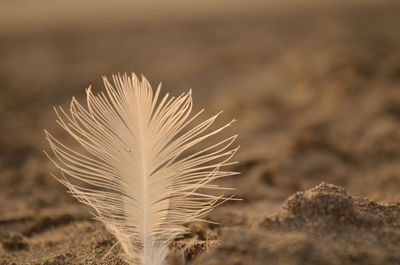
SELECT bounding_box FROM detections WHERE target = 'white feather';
[45,73,238,265]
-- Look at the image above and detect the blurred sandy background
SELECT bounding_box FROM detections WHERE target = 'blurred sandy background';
[1,1,400,264]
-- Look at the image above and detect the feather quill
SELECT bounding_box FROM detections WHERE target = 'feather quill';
[45,73,238,265]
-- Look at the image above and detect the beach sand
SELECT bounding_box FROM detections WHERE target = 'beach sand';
[1,1,400,264]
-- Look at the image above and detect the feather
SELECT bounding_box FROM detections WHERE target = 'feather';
[44,73,238,265]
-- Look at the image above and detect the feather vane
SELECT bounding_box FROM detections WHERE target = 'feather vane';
[45,73,238,265]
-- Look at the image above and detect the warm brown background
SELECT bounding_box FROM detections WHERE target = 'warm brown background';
[1,1,400,264]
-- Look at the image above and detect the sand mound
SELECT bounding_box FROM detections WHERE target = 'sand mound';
[192,183,400,265]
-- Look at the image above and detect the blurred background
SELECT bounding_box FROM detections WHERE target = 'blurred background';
[1,0,400,263]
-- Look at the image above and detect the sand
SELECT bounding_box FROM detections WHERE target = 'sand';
[1,1,400,264]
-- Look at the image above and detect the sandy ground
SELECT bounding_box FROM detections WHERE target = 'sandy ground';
[1,1,400,264]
